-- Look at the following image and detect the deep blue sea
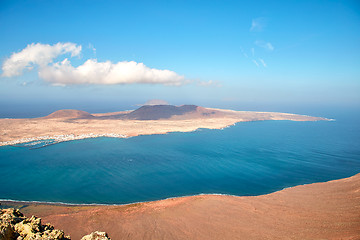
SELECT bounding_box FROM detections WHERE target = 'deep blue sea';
[1,110,360,204]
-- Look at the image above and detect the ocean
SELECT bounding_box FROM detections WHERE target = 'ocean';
[1,110,359,205]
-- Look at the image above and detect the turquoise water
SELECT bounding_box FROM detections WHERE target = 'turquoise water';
[1,113,360,204]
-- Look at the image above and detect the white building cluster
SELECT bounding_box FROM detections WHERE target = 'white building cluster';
[0,133,127,146]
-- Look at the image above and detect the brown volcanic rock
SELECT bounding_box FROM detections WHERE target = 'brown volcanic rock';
[124,104,199,120]
[42,109,94,119]
[170,106,229,119]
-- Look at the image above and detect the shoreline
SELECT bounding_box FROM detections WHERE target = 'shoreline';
[0,121,239,147]
[0,107,329,147]
[2,172,359,240]
[0,133,128,147]
[0,117,329,147]
[0,173,355,207]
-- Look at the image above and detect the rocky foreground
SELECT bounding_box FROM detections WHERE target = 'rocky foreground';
[0,208,110,240]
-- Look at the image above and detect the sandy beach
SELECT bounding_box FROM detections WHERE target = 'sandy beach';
[1,173,359,240]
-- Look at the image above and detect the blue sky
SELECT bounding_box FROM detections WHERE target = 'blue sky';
[0,0,359,116]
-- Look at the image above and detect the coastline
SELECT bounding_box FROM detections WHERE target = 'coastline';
[0,133,127,147]
[0,108,329,147]
[0,106,355,239]
[0,172,354,207]
[2,173,359,240]
[0,118,241,147]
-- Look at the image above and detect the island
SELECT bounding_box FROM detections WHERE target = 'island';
[0,104,327,146]
[1,105,358,240]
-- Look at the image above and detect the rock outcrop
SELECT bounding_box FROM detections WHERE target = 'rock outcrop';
[80,231,111,240]
[0,208,111,240]
[0,208,70,240]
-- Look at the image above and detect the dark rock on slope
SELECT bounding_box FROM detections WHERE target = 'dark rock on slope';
[125,104,198,120]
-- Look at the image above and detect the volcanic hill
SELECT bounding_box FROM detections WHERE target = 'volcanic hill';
[124,104,199,120]
[42,109,94,119]
[43,105,224,121]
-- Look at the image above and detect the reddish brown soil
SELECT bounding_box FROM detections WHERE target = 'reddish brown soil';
[2,173,359,240]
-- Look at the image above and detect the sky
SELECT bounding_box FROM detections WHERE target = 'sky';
[0,0,359,116]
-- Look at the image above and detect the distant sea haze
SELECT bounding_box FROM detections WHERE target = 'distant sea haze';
[1,110,359,204]
[0,102,355,119]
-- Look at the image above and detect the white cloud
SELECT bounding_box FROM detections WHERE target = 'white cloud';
[252,60,259,67]
[255,40,274,51]
[88,43,96,56]
[39,58,185,86]
[250,18,266,32]
[2,43,81,77]
[2,42,187,86]
[259,58,267,67]
[251,48,255,56]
